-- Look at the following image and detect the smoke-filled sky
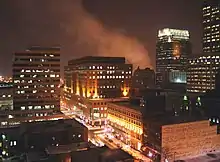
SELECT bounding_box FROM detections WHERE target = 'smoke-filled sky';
[0,0,202,76]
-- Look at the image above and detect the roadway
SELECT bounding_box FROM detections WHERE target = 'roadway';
[97,133,151,162]
[61,105,151,162]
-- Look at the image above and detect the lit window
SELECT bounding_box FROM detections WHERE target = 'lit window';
[28,106,33,110]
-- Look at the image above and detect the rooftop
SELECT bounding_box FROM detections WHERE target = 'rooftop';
[22,119,86,134]
[145,111,206,126]
[110,101,141,112]
[68,56,127,65]
[70,146,133,162]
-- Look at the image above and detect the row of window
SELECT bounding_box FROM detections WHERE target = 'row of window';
[20,105,55,110]
[16,89,56,94]
[108,106,141,120]
[88,75,131,79]
[16,84,55,89]
[0,95,11,98]
[14,79,59,84]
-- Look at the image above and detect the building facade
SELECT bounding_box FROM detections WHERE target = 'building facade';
[0,82,13,111]
[64,56,132,99]
[162,120,220,161]
[132,67,155,90]
[0,119,88,159]
[156,28,191,88]
[13,47,60,115]
[63,56,132,126]
[107,101,143,150]
[202,0,220,53]
[187,53,220,93]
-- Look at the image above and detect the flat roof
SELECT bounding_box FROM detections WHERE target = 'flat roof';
[145,112,206,126]
[23,119,86,134]
[68,56,127,65]
[70,146,133,162]
[109,101,141,112]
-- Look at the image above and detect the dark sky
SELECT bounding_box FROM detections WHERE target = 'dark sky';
[0,0,202,76]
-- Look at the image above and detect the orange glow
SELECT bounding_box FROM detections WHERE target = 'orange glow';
[122,88,129,97]
[82,87,86,97]
[76,79,80,95]
[121,85,130,97]
[173,42,180,59]
[87,91,91,98]
[108,114,143,135]
[64,155,71,162]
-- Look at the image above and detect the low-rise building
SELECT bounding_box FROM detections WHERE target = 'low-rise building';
[108,101,143,150]
[66,94,129,126]
[0,119,88,159]
[107,99,220,161]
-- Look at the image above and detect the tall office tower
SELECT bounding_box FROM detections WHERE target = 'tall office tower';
[156,28,191,88]
[187,53,220,93]
[203,0,220,53]
[13,47,60,116]
[64,56,132,99]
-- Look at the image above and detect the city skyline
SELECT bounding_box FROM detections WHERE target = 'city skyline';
[0,0,202,76]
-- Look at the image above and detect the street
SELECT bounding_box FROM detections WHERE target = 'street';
[61,103,151,162]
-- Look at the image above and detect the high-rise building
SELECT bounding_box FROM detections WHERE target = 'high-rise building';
[202,0,220,53]
[156,28,191,88]
[64,56,132,99]
[132,67,155,90]
[64,56,132,126]
[13,47,60,115]
[0,82,13,111]
[187,53,220,93]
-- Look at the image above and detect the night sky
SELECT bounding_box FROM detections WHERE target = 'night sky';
[0,0,202,76]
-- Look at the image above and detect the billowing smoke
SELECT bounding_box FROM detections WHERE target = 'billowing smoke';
[62,0,152,69]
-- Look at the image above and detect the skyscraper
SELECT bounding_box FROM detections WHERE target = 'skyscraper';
[13,47,60,116]
[156,28,191,88]
[202,0,220,53]
[187,53,220,93]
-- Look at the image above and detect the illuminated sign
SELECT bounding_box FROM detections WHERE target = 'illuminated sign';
[158,28,189,40]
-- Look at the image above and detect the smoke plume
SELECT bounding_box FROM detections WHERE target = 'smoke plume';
[62,0,152,69]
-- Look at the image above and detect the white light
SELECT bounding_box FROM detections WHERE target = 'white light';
[148,151,153,157]
[8,115,13,119]
[2,150,6,155]
[158,28,189,39]
[175,78,182,83]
